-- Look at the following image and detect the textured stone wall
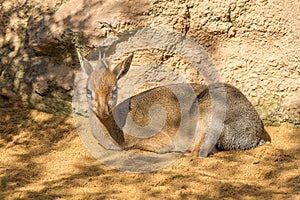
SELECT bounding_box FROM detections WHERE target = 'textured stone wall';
[0,0,299,125]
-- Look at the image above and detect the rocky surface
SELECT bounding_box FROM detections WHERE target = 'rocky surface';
[0,0,299,125]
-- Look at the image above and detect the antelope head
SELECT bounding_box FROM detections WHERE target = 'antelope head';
[77,50,134,119]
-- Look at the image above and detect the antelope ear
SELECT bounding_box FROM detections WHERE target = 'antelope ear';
[77,49,93,76]
[112,53,134,80]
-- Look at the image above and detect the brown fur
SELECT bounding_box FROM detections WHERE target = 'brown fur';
[77,50,271,157]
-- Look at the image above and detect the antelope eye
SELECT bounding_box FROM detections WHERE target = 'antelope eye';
[86,88,93,100]
[108,86,118,108]
[111,86,118,98]
[112,85,117,94]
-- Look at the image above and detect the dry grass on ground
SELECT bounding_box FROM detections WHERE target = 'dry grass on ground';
[0,107,299,199]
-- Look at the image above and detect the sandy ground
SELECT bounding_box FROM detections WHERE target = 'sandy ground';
[0,107,299,200]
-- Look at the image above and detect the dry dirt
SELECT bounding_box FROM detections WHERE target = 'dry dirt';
[0,107,299,200]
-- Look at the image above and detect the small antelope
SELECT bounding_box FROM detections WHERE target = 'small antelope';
[77,50,271,157]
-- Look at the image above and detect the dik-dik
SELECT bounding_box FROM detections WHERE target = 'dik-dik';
[77,50,271,157]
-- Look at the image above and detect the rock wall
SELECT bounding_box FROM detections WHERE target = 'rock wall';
[0,0,299,125]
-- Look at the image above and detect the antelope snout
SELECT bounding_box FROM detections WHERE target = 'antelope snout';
[96,97,111,119]
[96,106,110,119]
[98,112,110,119]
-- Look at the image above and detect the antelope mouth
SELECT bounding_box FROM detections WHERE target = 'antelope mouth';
[96,108,112,120]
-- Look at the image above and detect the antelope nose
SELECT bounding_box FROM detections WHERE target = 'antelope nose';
[101,112,109,118]
[97,100,110,119]
[97,108,110,119]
